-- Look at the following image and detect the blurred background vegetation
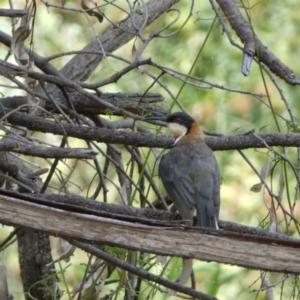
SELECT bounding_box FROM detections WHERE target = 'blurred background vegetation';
[1,0,300,299]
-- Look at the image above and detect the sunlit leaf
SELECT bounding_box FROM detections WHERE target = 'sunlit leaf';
[56,239,76,263]
[278,169,285,202]
[11,13,31,66]
[250,182,263,193]
[250,158,271,193]
[168,258,193,296]
[81,0,103,23]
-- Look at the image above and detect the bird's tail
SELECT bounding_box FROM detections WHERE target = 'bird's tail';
[196,199,218,229]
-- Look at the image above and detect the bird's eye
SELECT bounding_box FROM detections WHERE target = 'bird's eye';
[175,118,181,124]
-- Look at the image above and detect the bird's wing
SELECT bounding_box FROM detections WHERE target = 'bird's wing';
[159,151,219,228]
[159,153,195,224]
[212,156,220,217]
[190,154,219,228]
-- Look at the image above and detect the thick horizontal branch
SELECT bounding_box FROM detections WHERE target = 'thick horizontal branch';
[26,191,176,224]
[0,8,28,17]
[1,191,300,274]
[206,132,300,151]
[0,92,166,117]
[0,189,295,243]
[2,107,300,150]
[0,140,97,159]
[28,191,300,242]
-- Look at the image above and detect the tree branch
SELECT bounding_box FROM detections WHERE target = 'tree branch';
[216,0,300,85]
[0,9,28,17]
[0,140,97,158]
[1,191,300,274]
[0,92,166,117]
[1,106,300,150]
[0,189,297,242]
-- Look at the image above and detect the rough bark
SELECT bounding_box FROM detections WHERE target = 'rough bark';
[17,230,58,300]
[0,92,166,116]
[1,105,300,150]
[1,192,300,274]
[0,151,58,299]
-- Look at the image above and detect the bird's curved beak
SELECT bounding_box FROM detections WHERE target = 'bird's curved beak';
[143,115,167,123]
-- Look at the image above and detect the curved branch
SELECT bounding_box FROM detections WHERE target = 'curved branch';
[216,0,300,85]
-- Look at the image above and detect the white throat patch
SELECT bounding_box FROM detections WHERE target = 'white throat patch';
[167,123,187,144]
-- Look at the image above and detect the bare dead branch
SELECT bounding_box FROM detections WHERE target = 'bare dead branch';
[0,171,35,193]
[0,189,176,224]
[0,92,166,117]
[0,189,296,242]
[219,220,298,242]
[1,106,300,151]
[80,58,152,89]
[0,140,97,158]
[0,9,28,17]
[37,192,300,243]
[1,191,300,275]
[216,0,300,85]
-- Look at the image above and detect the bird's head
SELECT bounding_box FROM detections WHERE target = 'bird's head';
[144,112,203,143]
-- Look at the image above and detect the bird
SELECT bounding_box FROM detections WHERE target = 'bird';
[144,112,220,229]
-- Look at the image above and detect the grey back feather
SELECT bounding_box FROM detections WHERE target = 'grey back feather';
[158,140,220,228]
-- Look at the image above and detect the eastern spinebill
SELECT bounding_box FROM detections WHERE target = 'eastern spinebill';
[144,112,220,229]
